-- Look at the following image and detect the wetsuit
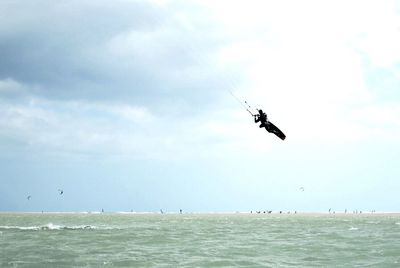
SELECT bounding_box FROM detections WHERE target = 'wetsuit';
[255,110,271,131]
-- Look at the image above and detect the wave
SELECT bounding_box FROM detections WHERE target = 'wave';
[0,223,100,231]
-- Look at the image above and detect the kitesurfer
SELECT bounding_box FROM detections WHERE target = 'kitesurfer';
[227,89,286,140]
[254,109,286,140]
[254,109,274,133]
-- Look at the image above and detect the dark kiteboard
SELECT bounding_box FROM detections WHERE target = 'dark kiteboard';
[265,121,286,140]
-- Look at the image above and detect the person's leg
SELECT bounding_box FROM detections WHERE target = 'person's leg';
[264,122,272,132]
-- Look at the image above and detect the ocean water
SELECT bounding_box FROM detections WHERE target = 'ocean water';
[1,213,399,267]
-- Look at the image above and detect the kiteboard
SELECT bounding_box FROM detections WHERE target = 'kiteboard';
[265,122,286,140]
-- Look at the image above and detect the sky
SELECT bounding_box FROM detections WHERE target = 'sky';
[1,0,400,212]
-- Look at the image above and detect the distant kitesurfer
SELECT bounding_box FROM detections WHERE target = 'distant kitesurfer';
[254,109,286,140]
[58,189,63,195]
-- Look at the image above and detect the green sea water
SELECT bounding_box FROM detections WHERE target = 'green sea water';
[1,213,399,267]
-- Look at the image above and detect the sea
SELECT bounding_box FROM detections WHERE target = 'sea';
[1,212,399,267]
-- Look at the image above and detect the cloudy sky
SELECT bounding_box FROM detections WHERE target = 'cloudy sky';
[1,0,399,212]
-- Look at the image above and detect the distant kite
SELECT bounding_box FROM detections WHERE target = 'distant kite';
[58,189,64,195]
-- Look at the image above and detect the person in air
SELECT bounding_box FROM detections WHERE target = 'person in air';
[254,109,270,131]
[254,109,286,140]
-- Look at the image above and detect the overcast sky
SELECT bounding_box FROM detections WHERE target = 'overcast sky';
[1,0,399,212]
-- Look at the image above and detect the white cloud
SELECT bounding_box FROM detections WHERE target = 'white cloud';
[199,0,400,145]
[1,0,399,160]
[0,78,26,94]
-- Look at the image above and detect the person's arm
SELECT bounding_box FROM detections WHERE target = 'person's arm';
[254,115,260,123]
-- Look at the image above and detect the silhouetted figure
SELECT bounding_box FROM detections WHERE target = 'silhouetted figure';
[255,109,267,126]
[180,209,182,214]
[254,109,286,140]
[58,189,63,195]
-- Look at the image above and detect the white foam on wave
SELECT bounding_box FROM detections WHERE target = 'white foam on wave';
[0,225,39,230]
[349,227,359,231]
[116,211,155,214]
[0,223,100,231]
